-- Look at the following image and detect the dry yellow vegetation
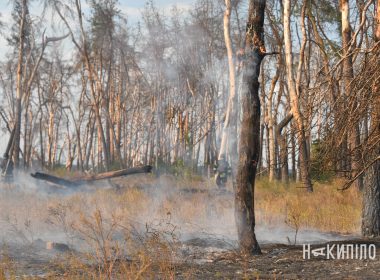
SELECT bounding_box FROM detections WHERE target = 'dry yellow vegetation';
[0,175,362,278]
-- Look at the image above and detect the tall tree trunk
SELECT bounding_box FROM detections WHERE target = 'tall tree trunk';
[217,0,237,165]
[362,1,380,237]
[234,0,266,255]
[362,141,380,237]
[267,59,280,181]
[362,74,380,237]
[13,0,27,168]
[291,126,297,180]
[39,114,45,168]
[23,102,29,169]
[340,0,363,190]
[376,0,380,41]
[276,113,293,184]
[283,0,313,192]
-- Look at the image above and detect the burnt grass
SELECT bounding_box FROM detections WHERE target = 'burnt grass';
[173,239,380,279]
[0,175,375,279]
[3,238,380,279]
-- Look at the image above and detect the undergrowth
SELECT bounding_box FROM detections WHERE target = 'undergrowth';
[0,175,362,278]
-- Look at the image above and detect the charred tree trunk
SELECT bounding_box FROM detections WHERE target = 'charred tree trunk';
[234,0,266,255]
[276,113,293,184]
[377,1,380,41]
[362,9,380,236]
[39,114,45,168]
[362,82,380,237]
[362,154,380,236]
[13,0,27,168]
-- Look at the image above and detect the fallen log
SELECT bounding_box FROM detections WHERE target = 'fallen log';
[30,172,81,187]
[30,165,153,187]
[76,165,153,182]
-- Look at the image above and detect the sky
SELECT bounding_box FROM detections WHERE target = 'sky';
[0,0,197,59]
[118,0,195,19]
[0,0,197,24]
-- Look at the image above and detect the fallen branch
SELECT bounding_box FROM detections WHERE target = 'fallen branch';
[30,172,80,187]
[31,165,153,187]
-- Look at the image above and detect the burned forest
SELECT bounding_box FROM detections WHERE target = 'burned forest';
[0,0,380,279]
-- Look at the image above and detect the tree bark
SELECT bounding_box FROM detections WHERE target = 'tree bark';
[362,153,380,236]
[215,0,238,187]
[362,3,380,236]
[376,0,380,41]
[13,0,27,168]
[340,0,363,190]
[267,60,280,181]
[30,165,152,187]
[234,0,266,255]
[283,0,313,192]
[362,79,380,237]
[276,113,293,184]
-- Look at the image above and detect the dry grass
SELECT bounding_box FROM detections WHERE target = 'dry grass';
[0,251,16,280]
[50,209,179,279]
[255,178,362,234]
[0,174,362,278]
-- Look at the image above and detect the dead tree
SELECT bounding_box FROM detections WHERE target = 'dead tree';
[1,127,16,178]
[234,0,266,255]
[12,0,27,168]
[53,0,111,171]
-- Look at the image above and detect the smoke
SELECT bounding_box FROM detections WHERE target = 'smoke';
[0,172,358,265]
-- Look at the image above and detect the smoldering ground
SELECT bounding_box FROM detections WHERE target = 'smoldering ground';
[0,173,357,257]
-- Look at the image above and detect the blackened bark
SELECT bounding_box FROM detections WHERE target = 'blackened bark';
[234,0,266,255]
[362,31,380,235]
[362,158,380,236]
[362,106,380,236]
[30,165,152,187]
[276,113,293,184]
[13,0,27,168]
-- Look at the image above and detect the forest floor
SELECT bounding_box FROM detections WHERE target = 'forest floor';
[0,172,376,279]
[173,241,380,279]
[174,239,380,279]
[2,236,380,279]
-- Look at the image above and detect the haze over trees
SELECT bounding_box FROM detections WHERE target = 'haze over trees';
[0,0,379,254]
